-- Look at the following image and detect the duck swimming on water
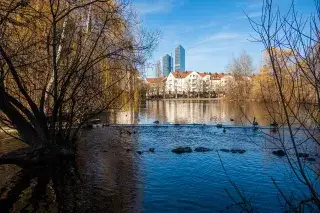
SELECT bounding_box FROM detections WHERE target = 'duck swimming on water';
[270,121,278,127]
[253,117,259,126]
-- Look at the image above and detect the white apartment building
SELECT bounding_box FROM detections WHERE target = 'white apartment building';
[166,71,235,94]
[166,71,203,94]
[146,71,237,97]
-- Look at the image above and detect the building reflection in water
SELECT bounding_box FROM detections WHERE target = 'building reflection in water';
[0,100,319,212]
[107,100,274,126]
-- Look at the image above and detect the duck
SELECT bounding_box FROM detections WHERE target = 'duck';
[270,121,278,127]
[223,128,226,133]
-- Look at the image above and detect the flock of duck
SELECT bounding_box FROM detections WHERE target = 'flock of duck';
[153,117,279,132]
[217,117,279,133]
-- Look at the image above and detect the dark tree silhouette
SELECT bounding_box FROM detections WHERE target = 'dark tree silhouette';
[0,0,158,166]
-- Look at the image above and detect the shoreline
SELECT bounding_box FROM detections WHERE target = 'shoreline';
[145,98,259,101]
[147,97,224,101]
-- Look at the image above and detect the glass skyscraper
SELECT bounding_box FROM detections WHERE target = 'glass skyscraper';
[162,54,173,76]
[175,45,185,72]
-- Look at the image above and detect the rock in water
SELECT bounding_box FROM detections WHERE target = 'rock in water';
[153,120,160,124]
[306,157,316,162]
[231,149,246,154]
[149,148,155,153]
[194,147,211,152]
[272,150,286,157]
[84,124,93,129]
[172,147,192,154]
[220,149,230,153]
[216,124,223,128]
[137,151,143,155]
[297,153,309,158]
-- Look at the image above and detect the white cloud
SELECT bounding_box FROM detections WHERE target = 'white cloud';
[236,11,261,19]
[198,32,242,44]
[134,0,186,15]
[244,11,261,18]
[188,47,226,55]
[248,2,262,9]
[198,21,218,29]
[235,1,262,9]
[134,1,172,15]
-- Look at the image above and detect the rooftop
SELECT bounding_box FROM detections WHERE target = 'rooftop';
[146,77,166,84]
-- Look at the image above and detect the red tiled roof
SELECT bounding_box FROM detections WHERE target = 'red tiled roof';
[171,71,193,78]
[146,77,166,84]
[210,73,225,79]
[199,73,208,77]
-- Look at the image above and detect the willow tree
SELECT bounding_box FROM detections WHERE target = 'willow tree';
[0,0,157,166]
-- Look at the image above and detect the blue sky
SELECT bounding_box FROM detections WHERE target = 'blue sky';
[133,0,316,77]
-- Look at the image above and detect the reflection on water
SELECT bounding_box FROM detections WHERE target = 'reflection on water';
[0,128,141,213]
[0,100,319,212]
[107,100,276,126]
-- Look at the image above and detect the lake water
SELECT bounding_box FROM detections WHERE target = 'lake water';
[0,100,319,212]
[106,100,288,126]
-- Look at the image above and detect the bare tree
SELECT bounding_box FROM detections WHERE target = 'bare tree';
[245,0,320,211]
[184,79,192,98]
[202,78,210,98]
[0,0,158,166]
[196,78,202,98]
[163,78,166,99]
[173,79,178,99]
[155,60,162,98]
[226,51,254,100]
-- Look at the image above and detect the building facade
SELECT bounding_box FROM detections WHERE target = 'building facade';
[145,71,242,98]
[175,45,185,72]
[166,71,235,96]
[162,54,173,76]
[155,60,162,77]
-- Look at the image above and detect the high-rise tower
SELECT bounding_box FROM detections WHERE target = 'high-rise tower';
[175,45,185,72]
[162,54,173,76]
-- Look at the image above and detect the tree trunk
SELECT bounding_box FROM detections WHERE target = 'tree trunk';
[44,18,68,111]
[0,146,74,167]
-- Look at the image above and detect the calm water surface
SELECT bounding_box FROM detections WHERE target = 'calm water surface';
[107,100,284,125]
[0,100,319,212]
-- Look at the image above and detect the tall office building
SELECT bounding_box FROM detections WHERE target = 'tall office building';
[175,45,185,72]
[162,54,173,76]
[155,60,162,77]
